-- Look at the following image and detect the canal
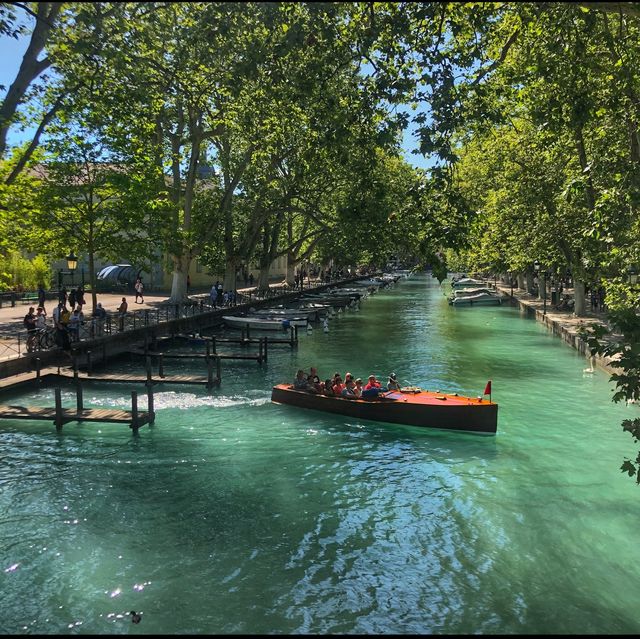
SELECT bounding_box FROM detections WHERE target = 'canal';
[1,273,639,634]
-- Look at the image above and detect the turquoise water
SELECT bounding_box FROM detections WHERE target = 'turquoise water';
[1,274,639,634]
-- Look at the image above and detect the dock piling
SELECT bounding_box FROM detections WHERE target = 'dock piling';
[131,391,139,434]
[145,356,152,387]
[54,388,63,431]
[216,354,221,385]
[87,350,93,376]
[36,357,41,382]
[147,384,155,425]
[158,353,165,378]
[264,336,268,363]
[76,382,83,413]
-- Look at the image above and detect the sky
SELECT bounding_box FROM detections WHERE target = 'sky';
[0,27,434,171]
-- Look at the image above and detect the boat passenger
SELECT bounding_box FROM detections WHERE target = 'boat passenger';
[387,373,401,391]
[362,374,382,398]
[364,374,381,390]
[323,379,334,396]
[308,367,323,393]
[341,379,357,398]
[332,376,345,396]
[293,369,308,390]
[344,372,354,385]
[354,378,363,398]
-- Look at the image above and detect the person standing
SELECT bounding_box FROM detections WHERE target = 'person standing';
[134,277,144,304]
[210,283,218,308]
[23,306,37,352]
[68,287,76,310]
[117,297,128,331]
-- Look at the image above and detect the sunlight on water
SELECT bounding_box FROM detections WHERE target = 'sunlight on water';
[1,273,639,634]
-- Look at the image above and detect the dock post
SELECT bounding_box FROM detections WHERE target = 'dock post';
[76,382,83,413]
[54,387,63,431]
[216,355,221,385]
[263,336,268,363]
[246,324,251,340]
[35,357,41,383]
[258,337,263,364]
[158,353,165,378]
[206,342,211,363]
[207,356,213,389]
[131,391,139,434]
[145,356,152,387]
[144,333,149,355]
[211,337,217,354]
[290,325,294,347]
[147,384,155,425]
[86,350,92,376]
[241,328,245,342]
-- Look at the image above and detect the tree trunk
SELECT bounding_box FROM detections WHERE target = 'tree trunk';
[88,250,97,314]
[538,274,546,300]
[257,267,270,292]
[286,261,296,287]
[223,258,239,293]
[574,279,586,317]
[517,273,525,290]
[525,271,534,294]
[169,255,189,302]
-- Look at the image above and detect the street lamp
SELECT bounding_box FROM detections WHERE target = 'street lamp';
[533,260,540,296]
[628,265,639,286]
[66,250,78,286]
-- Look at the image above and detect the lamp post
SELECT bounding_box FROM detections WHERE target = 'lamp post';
[628,265,639,286]
[66,250,78,287]
[543,270,548,315]
[533,260,540,296]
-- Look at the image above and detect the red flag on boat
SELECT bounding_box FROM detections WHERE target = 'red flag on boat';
[483,381,492,396]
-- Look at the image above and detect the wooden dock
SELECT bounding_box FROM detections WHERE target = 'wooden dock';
[57,369,216,387]
[0,387,153,433]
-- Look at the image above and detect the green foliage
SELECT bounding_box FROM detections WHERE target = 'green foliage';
[0,251,51,291]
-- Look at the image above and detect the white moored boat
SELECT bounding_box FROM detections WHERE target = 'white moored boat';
[223,316,297,331]
[449,291,502,306]
[451,277,487,289]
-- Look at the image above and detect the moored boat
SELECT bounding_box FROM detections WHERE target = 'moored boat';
[451,277,487,289]
[223,316,296,331]
[271,384,498,434]
[449,291,502,306]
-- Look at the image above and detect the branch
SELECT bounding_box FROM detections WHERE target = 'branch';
[472,27,520,86]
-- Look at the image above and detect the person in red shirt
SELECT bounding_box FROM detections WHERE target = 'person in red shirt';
[364,374,381,390]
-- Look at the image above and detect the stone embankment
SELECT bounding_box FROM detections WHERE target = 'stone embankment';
[496,285,620,376]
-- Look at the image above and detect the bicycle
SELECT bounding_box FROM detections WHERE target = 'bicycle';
[36,326,57,350]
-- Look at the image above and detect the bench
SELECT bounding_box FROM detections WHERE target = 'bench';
[21,293,39,305]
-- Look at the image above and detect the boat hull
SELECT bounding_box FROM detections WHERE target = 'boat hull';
[271,385,497,434]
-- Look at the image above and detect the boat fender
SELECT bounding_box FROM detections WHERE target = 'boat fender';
[435,395,447,400]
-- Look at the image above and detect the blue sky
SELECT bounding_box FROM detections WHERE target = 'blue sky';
[1,30,433,170]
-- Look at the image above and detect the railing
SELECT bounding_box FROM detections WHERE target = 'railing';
[0,278,358,361]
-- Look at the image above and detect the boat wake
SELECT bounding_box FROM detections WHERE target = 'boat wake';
[89,391,272,410]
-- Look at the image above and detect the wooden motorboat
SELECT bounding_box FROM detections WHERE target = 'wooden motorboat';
[271,384,497,434]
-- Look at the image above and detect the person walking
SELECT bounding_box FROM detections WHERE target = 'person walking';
[134,277,144,304]
[210,283,218,308]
